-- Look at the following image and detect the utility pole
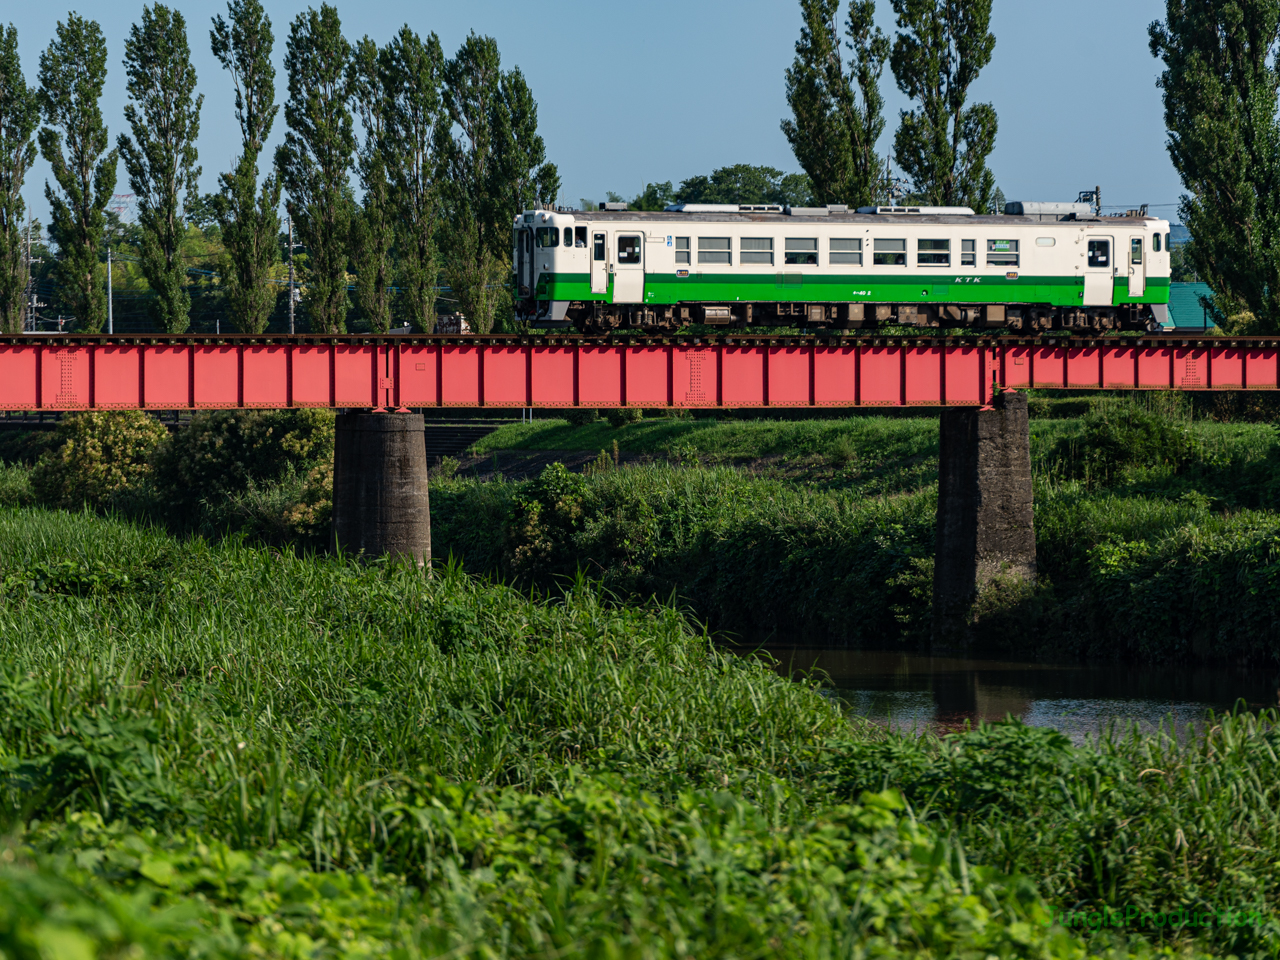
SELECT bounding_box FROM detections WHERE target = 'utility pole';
[22,215,43,332]
[24,215,32,332]
[107,247,113,334]
[288,215,295,335]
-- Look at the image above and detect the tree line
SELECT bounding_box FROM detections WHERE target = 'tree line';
[782,0,999,213]
[0,2,557,336]
[1150,0,1280,334]
[608,1,1001,217]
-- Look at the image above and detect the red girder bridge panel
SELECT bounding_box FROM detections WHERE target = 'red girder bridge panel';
[0,334,1272,411]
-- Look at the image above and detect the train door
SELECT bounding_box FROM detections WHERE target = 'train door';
[613,233,644,303]
[1127,235,1145,297]
[591,231,607,294]
[1083,236,1114,306]
[516,228,533,297]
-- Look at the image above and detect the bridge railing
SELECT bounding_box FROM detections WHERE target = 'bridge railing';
[0,335,1268,411]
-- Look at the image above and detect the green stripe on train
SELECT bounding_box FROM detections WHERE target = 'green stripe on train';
[535,272,1170,307]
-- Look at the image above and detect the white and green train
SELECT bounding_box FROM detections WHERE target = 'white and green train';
[512,202,1172,334]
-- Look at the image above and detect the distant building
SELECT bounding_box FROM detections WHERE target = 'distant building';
[1166,281,1215,330]
[108,194,138,223]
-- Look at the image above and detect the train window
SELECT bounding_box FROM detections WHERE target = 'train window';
[1036,237,1056,247]
[830,238,862,265]
[1087,239,1109,267]
[593,233,606,261]
[961,239,975,266]
[563,228,572,246]
[575,226,587,247]
[1165,232,1171,251]
[917,239,950,266]
[675,237,690,265]
[535,227,559,248]
[618,235,641,264]
[698,237,731,264]
[784,238,818,265]
[741,237,774,264]
[873,238,907,266]
[1153,233,1162,253]
[986,239,1019,267]
[1131,238,1143,264]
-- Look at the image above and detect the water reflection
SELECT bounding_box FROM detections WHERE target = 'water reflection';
[763,648,1280,742]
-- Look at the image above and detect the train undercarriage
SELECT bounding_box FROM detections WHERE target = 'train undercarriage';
[550,301,1162,336]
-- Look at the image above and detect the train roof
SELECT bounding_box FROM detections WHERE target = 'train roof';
[532,210,1164,226]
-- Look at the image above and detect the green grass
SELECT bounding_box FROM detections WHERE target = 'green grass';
[1,506,1278,956]
[471,414,938,460]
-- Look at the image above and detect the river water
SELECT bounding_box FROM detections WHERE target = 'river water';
[762,648,1280,743]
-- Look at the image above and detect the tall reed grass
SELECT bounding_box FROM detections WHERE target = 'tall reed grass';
[1,506,1278,956]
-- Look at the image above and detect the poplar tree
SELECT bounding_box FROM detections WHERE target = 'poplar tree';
[210,0,280,334]
[1150,1,1280,333]
[37,13,117,333]
[889,0,997,210]
[275,4,355,334]
[118,4,203,333]
[436,33,557,333]
[347,37,393,333]
[0,24,39,333]
[381,26,444,332]
[781,0,888,208]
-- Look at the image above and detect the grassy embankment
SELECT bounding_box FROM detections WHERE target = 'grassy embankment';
[1,506,1278,956]
[433,396,1280,661]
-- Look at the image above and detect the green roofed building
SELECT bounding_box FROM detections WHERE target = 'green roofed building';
[1166,282,1215,330]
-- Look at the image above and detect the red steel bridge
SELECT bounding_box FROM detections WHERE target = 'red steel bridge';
[0,334,1269,411]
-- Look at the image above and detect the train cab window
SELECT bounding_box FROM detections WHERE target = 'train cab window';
[618,235,641,264]
[575,226,587,247]
[1165,232,1171,251]
[698,237,731,264]
[535,226,559,248]
[1153,233,1162,253]
[593,233,606,260]
[986,239,1019,267]
[873,238,907,266]
[1087,239,1110,267]
[741,237,774,264]
[784,238,818,265]
[675,237,690,265]
[917,239,950,266]
[563,228,572,246]
[830,237,862,264]
[961,239,975,266]
[1131,238,1143,264]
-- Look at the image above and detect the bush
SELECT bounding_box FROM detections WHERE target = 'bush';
[565,408,601,426]
[0,428,59,465]
[1080,400,1198,479]
[30,412,168,510]
[0,463,32,507]
[149,410,334,520]
[606,407,643,427]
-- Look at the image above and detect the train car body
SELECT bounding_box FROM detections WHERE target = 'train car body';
[512,204,1172,334]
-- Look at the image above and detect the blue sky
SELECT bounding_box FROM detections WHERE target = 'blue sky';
[9,0,1180,225]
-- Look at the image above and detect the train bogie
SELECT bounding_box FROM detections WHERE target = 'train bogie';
[512,204,1171,334]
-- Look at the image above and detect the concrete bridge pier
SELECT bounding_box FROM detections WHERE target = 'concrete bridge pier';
[331,412,431,565]
[932,390,1036,650]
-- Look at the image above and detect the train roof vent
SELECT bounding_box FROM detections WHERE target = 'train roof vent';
[855,205,976,215]
[599,201,629,211]
[664,203,745,212]
[1005,201,1093,219]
